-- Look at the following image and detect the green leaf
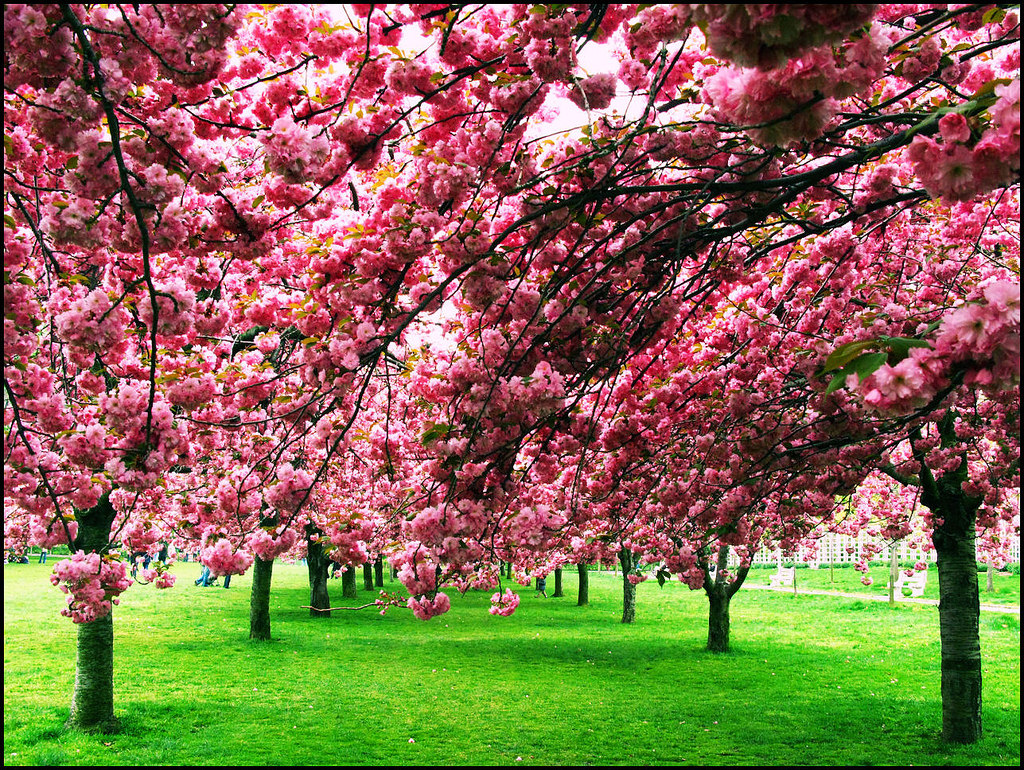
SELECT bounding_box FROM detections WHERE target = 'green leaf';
[824,372,849,396]
[982,7,1006,24]
[847,352,888,381]
[882,336,931,362]
[420,422,450,446]
[971,78,1012,102]
[822,340,876,372]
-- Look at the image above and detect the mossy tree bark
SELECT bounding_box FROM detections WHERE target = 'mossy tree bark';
[249,556,274,641]
[305,530,331,619]
[577,562,589,606]
[552,567,564,597]
[67,492,119,732]
[374,555,384,587]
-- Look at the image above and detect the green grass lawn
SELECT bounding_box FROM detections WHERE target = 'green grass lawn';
[744,563,1021,606]
[3,561,1020,766]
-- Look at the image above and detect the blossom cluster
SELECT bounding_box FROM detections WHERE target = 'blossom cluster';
[908,80,1021,202]
[857,280,1020,413]
[489,588,521,616]
[407,591,451,620]
[50,551,132,623]
[689,5,877,69]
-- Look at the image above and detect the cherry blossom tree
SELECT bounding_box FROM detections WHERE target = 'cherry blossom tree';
[4,3,1019,744]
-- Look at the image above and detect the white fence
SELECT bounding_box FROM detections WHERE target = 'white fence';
[751,531,1020,567]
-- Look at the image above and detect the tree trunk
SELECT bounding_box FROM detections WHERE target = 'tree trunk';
[985,561,994,593]
[913,419,983,743]
[934,513,982,743]
[249,556,274,641]
[577,562,589,606]
[342,565,357,598]
[305,535,331,619]
[704,545,752,654]
[363,562,374,592]
[68,611,117,732]
[553,567,564,598]
[888,545,899,607]
[67,492,118,732]
[707,588,731,653]
[619,548,636,624]
[374,555,384,587]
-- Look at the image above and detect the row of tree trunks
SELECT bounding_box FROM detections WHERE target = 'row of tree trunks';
[71,501,982,748]
[237,498,990,748]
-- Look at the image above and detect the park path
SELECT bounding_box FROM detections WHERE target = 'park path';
[746,583,1020,615]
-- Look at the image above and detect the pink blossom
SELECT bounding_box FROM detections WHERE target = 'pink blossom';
[407,592,451,620]
[939,113,971,144]
[489,588,520,616]
[50,552,132,623]
[566,74,618,111]
[983,281,1021,325]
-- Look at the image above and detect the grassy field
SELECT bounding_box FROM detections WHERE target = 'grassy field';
[3,561,1020,766]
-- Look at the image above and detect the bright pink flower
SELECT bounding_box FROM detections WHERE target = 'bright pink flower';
[489,588,520,616]
[939,112,971,144]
